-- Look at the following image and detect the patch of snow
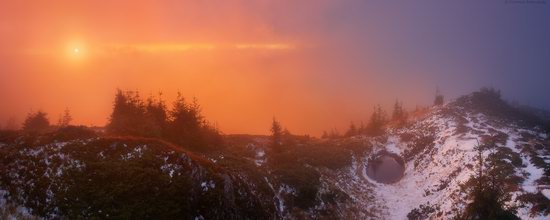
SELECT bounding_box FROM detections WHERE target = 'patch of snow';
[201,180,216,192]
[0,190,35,220]
[522,159,545,193]
[385,136,402,154]
[504,132,522,154]
[55,142,68,147]
[98,151,105,159]
[255,149,266,166]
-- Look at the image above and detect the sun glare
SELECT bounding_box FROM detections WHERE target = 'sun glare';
[66,41,86,62]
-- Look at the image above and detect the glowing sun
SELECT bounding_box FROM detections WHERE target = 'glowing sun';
[65,42,87,63]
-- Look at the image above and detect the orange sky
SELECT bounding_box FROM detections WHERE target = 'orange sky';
[0,1,444,135]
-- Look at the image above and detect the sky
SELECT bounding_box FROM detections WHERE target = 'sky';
[1,0,549,135]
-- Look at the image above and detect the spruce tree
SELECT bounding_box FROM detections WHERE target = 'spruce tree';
[145,93,168,137]
[270,117,283,150]
[434,88,444,106]
[392,100,408,126]
[458,142,519,220]
[23,111,50,133]
[106,90,147,136]
[366,105,386,136]
[58,108,73,128]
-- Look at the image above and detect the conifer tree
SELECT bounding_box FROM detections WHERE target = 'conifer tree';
[270,117,283,149]
[145,93,168,137]
[58,108,73,128]
[434,88,444,106]
[169,93,200,147]
[458,141,519,220]
[106,90,147,136]
[366,105,386,136]
[392,100,403,121]
[23,110,50,133]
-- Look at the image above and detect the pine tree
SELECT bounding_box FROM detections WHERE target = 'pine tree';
[270,117,283,150]
[366,105,386,136]
[144,93,168,137]
[106,90,147,136]
[392,100,408,126]
[458,141,519,220]
[434,88,444,106]
[169,93,200,148]
[58,108,73,128]
[105,90,222,152]
[391,100,402,120]
[23,110,50,133]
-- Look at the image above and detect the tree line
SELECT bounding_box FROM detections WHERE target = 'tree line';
[321,100,409,139]
[321,89,445,139]
[5,90,223,153]
[106,90,223,152]
[11,107,73,133]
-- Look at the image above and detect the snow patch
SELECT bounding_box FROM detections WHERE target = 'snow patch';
[201,180,216,192]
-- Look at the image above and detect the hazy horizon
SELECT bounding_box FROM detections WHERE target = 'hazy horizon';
[1,0,549,135]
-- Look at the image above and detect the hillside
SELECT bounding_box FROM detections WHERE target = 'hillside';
[1,90,549,219]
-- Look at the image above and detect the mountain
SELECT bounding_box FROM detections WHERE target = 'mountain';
[1,90,549,219]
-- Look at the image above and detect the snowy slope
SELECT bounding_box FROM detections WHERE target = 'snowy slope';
[336,99,550,219]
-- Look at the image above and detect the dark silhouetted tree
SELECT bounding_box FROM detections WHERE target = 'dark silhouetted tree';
[106,90,147,136]
[58,108,73,128]
[392,100,408,126]
[434,88,444,106]
[365,105,386,136]
[23,111,50,133]
[144,93,168,137]
[392,100,403,121]
[168,93,203,149]
[106,90,223,152]
[270,117,283,150]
